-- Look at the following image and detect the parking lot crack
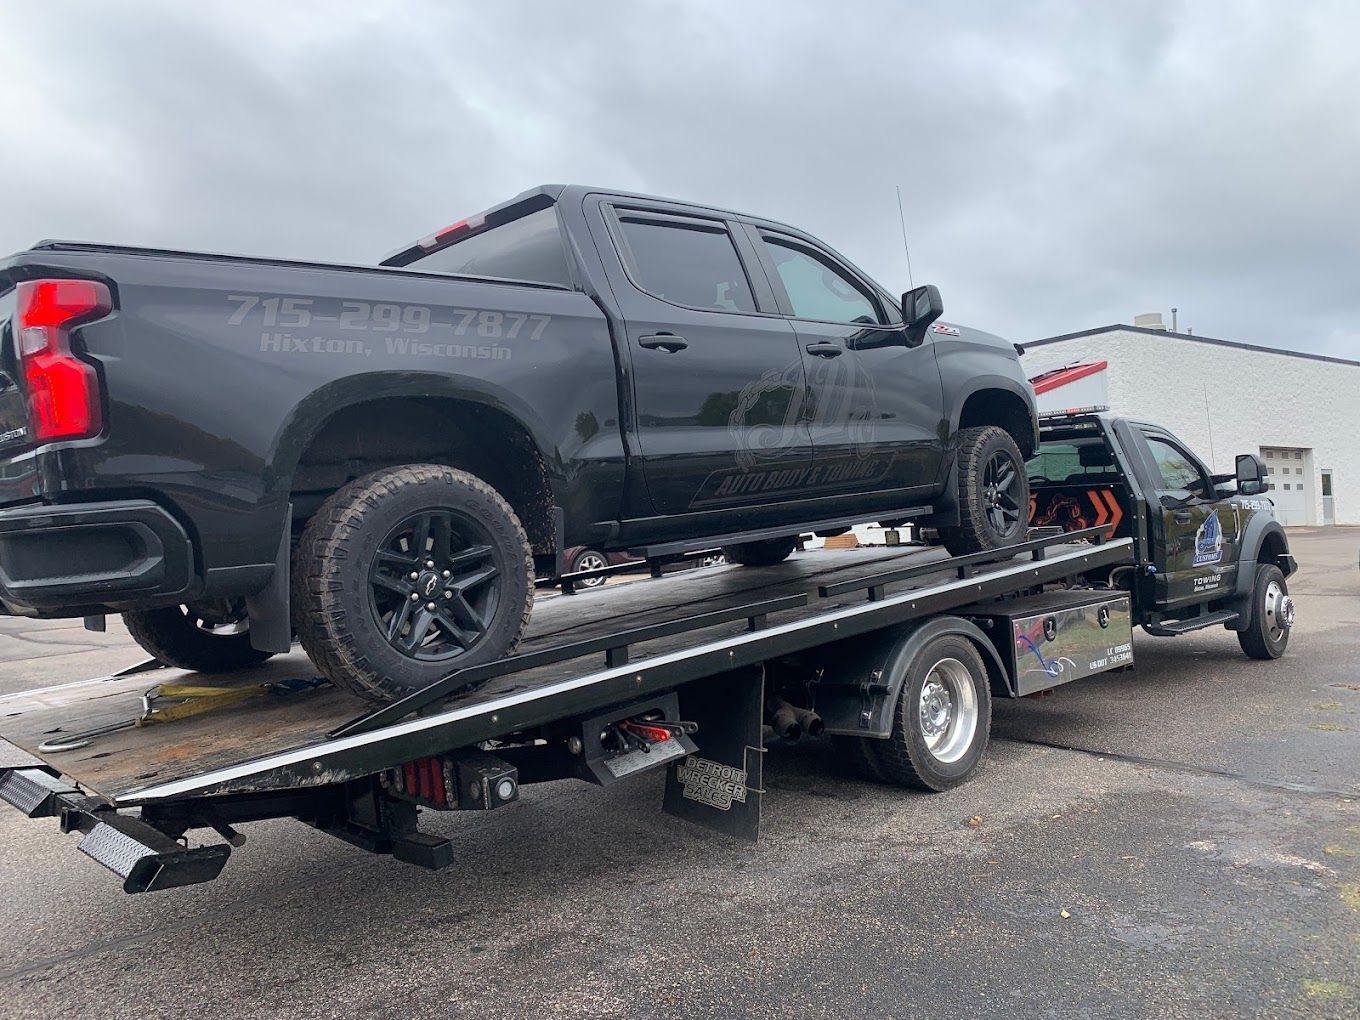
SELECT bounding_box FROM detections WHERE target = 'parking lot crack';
[996,736,1359,800]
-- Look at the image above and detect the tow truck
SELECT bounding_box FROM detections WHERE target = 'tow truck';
[0,410,1295,894]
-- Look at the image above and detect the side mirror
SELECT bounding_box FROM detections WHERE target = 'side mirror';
[900,284,944,348]
[1235,453,1268,496]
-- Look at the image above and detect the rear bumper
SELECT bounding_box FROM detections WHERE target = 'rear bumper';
[0,499,194,614]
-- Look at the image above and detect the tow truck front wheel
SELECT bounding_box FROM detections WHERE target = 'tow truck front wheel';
[868,635,992,791]
[1238,563,1293,660]
[293,465,534,702]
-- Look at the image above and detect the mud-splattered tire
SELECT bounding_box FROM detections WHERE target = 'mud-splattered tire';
[123,602,273,673]
[938,426,1029,557]
[722,536,799,567]
[293,465,534,702]
[867,634,992,791]
[1238,563,1293,660]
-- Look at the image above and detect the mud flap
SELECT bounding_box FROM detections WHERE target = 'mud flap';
[662,665,765,842]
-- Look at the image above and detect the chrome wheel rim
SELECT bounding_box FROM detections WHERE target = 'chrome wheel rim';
[918,657,979,764]
[981,451,1024,540]
[1263,579,1293,642]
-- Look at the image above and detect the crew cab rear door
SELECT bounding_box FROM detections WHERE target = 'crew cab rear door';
[1128,425,1240,607]
[742,225,946,496]
[589,200,814,515]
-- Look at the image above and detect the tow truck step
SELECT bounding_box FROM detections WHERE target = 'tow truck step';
[1143,610,1240,636]
[0,766,78,817]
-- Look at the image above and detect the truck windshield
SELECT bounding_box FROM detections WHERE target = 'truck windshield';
[1028,437,1120,485]
[408,207,572,287]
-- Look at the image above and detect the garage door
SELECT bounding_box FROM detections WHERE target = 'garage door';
[1260,446,1312,526]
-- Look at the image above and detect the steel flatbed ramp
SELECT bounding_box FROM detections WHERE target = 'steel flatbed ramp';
[0,536,1132,805]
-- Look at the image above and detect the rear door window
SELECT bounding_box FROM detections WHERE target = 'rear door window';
[1028,438,1120,484]
[613,214,757,313]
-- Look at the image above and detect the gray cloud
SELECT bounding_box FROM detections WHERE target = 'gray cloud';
[2,0,1356,357]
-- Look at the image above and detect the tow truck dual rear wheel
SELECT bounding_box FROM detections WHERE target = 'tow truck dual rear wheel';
[123,600,273,673]
[1238,563,1294,660]
[868,635,992,791]
[293,464,534,702]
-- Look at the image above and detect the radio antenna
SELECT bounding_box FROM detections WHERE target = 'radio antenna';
[895,185,915,289]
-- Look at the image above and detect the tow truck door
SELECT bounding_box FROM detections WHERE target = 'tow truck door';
[1128,426,1240,608]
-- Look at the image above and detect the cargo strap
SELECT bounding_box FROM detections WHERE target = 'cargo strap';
[38,676,330,753]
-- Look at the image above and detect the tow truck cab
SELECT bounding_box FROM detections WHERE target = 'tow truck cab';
[1028,409,1297,637]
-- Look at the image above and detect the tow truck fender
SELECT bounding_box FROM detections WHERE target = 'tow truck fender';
[814,615,1013,739]
[1224,514,1295,631]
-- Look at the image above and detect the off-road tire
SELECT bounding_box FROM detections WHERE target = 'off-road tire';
[722,536,799,567]
[293,464,534,702]
[867,635,992,791]
[123,603,273,673]
[938,426,1030,557]
[1238,563,1291,660]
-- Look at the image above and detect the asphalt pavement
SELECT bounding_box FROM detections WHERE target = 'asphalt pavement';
[0,529,1357,1019]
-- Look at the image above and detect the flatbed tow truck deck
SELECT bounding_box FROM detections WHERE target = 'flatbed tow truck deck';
[0,531,1138,893]
[0,410,1299,896]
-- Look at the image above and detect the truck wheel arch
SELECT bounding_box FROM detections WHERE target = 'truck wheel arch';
[274,377,563,557]
[954,383,1037,458]
[812,615,1014,740]
[1225,515,1293,630]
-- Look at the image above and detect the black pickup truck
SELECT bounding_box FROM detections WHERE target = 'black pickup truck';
[0,185,1038,700]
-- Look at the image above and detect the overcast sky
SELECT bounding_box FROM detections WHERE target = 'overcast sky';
[3,1,1357,357]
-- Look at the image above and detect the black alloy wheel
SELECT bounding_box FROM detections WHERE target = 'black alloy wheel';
[293,464,533,703]
[980,449,1025,541]
[368,510,502,662]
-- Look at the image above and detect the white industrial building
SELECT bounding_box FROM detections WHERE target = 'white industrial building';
[1022,320,1358,526]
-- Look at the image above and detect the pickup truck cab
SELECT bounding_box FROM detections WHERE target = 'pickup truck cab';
[0,186,1037,699]
[1028,410,1297,658]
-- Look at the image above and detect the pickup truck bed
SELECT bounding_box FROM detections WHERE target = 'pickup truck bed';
[1,537,1129,804]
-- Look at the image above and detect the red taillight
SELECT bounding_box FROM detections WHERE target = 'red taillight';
[15,279,111,442]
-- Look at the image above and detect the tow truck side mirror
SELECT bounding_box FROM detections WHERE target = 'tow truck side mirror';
[1235,453,1268,496]
[900,284,943,348]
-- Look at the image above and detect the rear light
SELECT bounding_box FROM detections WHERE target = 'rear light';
[416,212,487,251]
[15,278,111,442]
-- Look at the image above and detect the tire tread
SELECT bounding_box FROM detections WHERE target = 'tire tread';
[938,425,1028,557]
[292,464,534,702]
